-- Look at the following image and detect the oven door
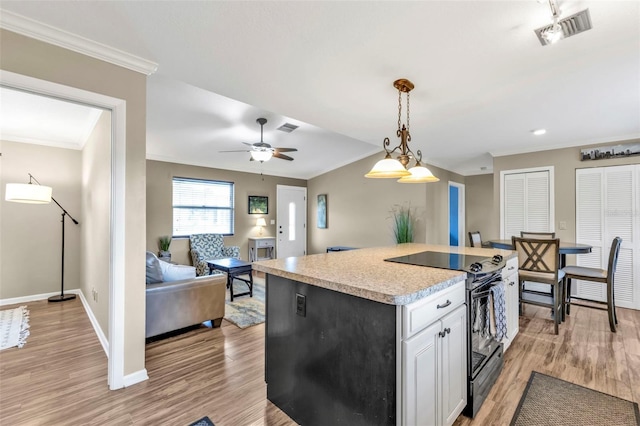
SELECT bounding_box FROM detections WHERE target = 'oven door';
[468,278,503,379]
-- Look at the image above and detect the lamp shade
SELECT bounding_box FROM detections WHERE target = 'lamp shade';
[256,217,267,227]
[251,150,273,162]
[5,183,52,204]
[397,165,440,183]
[365,157,411,178]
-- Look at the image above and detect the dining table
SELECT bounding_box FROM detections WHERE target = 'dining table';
[487,239,593,268]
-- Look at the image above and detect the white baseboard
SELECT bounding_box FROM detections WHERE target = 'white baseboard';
[76,290,109,356]
[123,368,149,387]
[1,288,109,357]
[0,289,80,306]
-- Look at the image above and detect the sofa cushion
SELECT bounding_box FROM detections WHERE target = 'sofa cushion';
[159,259,197,282]
[146,251,163,284]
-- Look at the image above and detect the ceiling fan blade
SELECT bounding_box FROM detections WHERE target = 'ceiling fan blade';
[274,147,298,153]
[219,149,251,153]
[272,152,294,161]
[242,142,255,147]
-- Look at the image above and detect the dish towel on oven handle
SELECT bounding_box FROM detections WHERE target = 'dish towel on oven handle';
[486,280,507,341]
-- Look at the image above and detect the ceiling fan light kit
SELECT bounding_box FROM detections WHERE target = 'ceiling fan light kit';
[534,0,592,46]
[365,79,439,183]
[220,117,297,163]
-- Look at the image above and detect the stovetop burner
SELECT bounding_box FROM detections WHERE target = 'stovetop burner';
[384,251,505,276]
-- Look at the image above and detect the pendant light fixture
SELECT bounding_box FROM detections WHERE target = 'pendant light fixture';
[365,79,438,183]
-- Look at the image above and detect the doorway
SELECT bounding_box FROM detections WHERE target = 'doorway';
[448,182,465,247]
[276,185,307,258]
[1,70,127,389]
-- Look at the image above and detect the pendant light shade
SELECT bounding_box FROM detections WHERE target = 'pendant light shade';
[5,183,52,204]
[397,165,440,183]
[364,155,410,178]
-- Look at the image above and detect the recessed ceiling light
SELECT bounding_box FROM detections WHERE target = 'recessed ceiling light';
[532,129,546,136]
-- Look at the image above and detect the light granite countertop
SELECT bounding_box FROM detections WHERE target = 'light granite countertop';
[252,243,516,305]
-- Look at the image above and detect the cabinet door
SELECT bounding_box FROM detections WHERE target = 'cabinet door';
[440,305,468,426]
[504,273,519,351]
[403,320,441,426]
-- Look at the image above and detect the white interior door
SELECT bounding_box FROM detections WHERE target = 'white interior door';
[276,185,307,258]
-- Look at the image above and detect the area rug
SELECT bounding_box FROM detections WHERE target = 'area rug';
[188,416,215,426]
[0,305,30,350]
[224,276,265,329]
[511,371,640,426]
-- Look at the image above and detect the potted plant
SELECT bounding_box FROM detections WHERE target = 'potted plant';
[391,204,415,244]
[158,235,172,261]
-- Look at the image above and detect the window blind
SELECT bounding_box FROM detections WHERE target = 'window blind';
[172,177,234,237]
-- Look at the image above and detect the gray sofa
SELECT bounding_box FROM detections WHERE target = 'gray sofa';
[145,251,226,338]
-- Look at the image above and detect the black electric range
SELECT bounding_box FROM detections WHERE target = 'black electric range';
[385,250,506,280]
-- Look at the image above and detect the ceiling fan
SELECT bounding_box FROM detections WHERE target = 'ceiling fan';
[220,118,297,162]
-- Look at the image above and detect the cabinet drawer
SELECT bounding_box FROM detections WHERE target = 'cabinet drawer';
[502,257,518,279]
[403,281,465,340]
[257,239,274,248]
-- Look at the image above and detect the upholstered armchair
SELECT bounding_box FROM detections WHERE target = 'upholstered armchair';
[189,233,241,276]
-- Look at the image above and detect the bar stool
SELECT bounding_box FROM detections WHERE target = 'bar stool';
[468,231,491,248]
[512,236,564,335]
[562,237,622,332]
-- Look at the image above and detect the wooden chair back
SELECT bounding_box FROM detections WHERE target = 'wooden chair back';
[520,231,556,239]
[468,231,483,247]
[512,236,560,285]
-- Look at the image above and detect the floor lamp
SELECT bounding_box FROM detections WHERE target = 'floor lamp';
[5,173,79,302]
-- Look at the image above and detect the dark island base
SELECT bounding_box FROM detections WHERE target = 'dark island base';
[265,275,397,426]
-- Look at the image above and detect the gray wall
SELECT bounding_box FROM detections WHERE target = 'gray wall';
[146,160,306,265]
[493,138,640,245]
[1,141,82,299]
[81,111,112,334]
[306,152,466,254]
[465,174,496,244]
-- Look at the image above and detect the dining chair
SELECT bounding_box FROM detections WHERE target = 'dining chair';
[468,231,491,248]
[520,231,556,238]
[512,236,564,334]
[562,237,622,332]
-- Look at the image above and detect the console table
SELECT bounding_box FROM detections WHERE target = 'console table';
[249,237,276,262]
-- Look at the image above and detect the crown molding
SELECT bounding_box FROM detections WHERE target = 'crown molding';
[0,10,158,75]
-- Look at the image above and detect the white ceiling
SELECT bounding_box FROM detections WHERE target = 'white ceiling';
[1,1,638,179]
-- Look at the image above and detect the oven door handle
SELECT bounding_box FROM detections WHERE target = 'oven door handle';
[437,299,452,309]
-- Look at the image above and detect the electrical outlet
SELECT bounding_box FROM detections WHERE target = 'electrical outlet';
[296,293,306,317]
[559,221,567,230]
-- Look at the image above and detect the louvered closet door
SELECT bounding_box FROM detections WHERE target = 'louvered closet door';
[502,169,553,294]
[575,165,639,310]
[502,170,552,238]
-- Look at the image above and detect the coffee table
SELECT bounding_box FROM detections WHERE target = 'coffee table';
[207,258,253,301]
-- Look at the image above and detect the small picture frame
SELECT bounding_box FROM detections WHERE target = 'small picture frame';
[248,195,268,214]
[317,194,327,229]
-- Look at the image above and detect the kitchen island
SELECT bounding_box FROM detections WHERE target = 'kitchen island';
[253,243,513,426]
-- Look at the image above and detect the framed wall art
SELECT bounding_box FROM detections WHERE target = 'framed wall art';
[317,194,327,229]
[248,195,268,214]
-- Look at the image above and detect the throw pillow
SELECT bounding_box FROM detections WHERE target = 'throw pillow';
[159,259,196,282]
[146,251,163,284]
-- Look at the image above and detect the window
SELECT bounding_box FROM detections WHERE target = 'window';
[172,177,234,237]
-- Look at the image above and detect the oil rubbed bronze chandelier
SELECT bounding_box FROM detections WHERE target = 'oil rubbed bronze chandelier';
[365,79,439,183]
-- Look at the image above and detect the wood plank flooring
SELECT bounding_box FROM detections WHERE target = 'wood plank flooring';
[1,298,638,425]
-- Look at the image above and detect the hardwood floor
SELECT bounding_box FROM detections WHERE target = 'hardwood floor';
[1,299,638,425]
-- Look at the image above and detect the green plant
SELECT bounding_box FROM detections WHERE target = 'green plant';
[158,235,172,251]
[391,204,415,244]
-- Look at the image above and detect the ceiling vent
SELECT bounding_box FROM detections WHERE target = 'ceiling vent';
[277,123,299,133]
[535,8,592,46]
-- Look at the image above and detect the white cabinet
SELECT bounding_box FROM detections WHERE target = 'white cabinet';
[502,256,519,351]
[402,283,467,426]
